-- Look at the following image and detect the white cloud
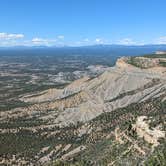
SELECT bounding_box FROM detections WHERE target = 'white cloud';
[32,37,46,43]
[0,32,24,40]
[95,38,104,44]
[57,35,64,40]
[156,36,166,44]
[117,38,136,45]
[31,37,56,45]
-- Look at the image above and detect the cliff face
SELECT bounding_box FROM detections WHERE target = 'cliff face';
[3,56,165,126]
[0,55,166,165]
[1,57,166,125]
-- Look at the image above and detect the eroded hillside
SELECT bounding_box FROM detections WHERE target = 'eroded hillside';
[0,54,166,165]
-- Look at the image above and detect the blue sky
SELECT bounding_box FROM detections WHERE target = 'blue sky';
[0,0,166,46]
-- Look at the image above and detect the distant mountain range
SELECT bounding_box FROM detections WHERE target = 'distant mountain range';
[1,44,166,56]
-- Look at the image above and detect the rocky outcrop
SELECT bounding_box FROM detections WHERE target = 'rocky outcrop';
[1,57,166,127]
[0,56,166,165]
[132,116,165,148]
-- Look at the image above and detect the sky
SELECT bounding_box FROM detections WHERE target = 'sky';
[0,0,166,47]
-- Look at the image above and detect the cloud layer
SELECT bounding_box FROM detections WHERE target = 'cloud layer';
[117,38,136,45]
[57,35,64,40]
[156,36,166,44]
[0,32,166,47]
[0,33,24,40]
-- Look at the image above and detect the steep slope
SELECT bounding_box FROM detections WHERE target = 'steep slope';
[0,55,166,165]
[2,56,165,125]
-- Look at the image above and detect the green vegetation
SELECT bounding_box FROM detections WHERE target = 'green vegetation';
[127,57,144,68]
[159,61,166,67]
[143,53,166,58]
[46,97,166,166]
[0,52,165,165]
[144,143,166,166]
[126,53,166,68]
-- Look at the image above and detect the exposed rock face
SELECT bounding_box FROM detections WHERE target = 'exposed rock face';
[132,116,165,148]
[155,51,166,55]
[20,76,90,103]
[60,145,86,160]
[1,57,165,127]
[0,56,166,165]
